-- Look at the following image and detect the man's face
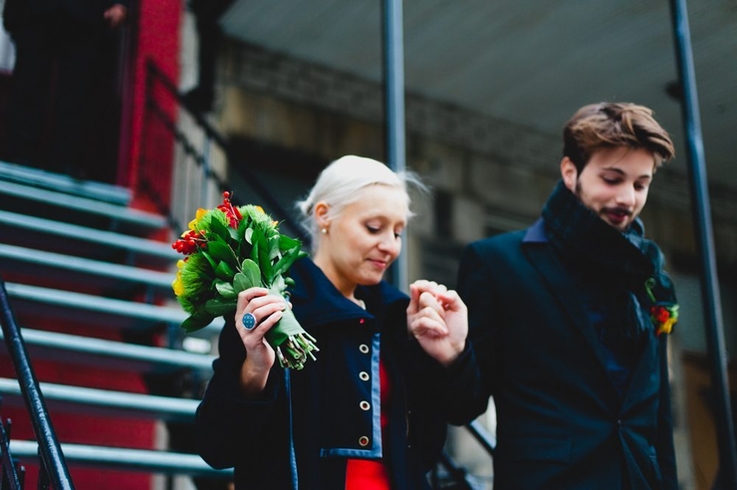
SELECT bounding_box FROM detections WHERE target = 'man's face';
[561,147,656,232]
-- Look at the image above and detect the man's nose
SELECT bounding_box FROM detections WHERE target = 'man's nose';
[616,186,636,208]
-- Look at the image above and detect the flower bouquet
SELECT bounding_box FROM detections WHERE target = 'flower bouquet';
[172,192,317,370]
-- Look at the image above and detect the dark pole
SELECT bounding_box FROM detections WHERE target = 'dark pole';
[382,0,408,290]
[668,0,737,487]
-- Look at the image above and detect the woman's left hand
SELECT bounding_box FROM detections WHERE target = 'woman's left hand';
[407,280,467,367]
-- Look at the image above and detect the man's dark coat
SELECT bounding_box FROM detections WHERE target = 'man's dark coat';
[454,221,677,489]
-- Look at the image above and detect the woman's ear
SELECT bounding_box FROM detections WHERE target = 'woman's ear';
[314,201,330,230]
[560,157,578,192]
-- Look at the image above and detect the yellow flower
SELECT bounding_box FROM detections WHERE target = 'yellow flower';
[188,208,208,230]
[657,317,677,336]
[172,260,186,296]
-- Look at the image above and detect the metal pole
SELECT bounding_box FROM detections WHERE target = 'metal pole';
[382,0,408,291]
[668,1,737,487]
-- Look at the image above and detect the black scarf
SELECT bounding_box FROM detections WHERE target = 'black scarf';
[541,181,676,373]
[542,181,661,286]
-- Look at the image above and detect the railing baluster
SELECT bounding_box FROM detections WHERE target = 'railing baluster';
[0,277,74,489]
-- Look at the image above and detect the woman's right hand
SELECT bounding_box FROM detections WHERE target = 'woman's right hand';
[235,287,286,393]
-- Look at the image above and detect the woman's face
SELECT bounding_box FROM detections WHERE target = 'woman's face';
[314,185,408,297]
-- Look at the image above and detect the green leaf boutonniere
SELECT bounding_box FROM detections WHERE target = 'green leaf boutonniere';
[172,191,317,370]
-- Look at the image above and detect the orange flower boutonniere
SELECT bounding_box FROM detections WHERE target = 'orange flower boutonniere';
[645,278,679,336]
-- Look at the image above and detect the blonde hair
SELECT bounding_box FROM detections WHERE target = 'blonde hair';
[296,155,425,246]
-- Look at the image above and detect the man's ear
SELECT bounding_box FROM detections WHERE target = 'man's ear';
[560,157,578,192]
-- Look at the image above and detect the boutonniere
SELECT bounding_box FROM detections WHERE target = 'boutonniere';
[645,277,678,336]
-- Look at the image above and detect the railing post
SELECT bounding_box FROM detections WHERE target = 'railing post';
[382,0,408,291]
[0,277,74,490]
[668,0,737,487]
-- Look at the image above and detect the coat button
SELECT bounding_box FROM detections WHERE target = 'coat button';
[359,401,371,411]
[359,371,370,381]
[359,344,369,354]
[617,420,623,429]
[358,436,370,447]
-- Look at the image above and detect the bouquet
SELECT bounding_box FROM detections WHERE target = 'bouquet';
[171,191,318,370]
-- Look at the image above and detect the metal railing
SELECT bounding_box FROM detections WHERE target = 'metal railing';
[0,276,74,489]
[142,59,310,247]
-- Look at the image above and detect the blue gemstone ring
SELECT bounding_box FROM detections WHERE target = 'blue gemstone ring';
[242,312,257,331]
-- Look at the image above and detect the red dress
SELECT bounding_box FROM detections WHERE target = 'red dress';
[345,360,391,489]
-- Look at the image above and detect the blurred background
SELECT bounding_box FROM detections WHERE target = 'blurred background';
[0,0,735,488]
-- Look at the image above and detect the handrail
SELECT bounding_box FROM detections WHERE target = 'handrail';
[143,59,311,247]
[0,275,74,489]
[465,419,496,457]
[0,408,25,490]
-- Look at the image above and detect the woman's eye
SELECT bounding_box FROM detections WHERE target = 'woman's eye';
[367,225,380,234]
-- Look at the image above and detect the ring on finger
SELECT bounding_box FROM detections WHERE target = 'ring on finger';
[242,312,257,330]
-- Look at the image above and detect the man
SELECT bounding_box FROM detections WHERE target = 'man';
[455,102,679,489]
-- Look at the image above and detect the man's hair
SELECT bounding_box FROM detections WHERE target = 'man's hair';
[562,102,675,173]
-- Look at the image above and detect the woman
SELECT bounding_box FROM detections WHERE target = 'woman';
[195,155,469,489]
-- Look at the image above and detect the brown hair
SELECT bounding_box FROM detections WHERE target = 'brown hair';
[562,102,675,172]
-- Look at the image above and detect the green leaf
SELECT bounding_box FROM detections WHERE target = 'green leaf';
[182,314,215,333]
[215,280,237,299]
[236,259,261,289]
[208,215,232,242]
[268,235,281,260]
[207,240,238,269]
[200,250,218,271]
[204,297,237,316]
[272,249,308,279]
[279,234,301,252]
[214,260,236,281]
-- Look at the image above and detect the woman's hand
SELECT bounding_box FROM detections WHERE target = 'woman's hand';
[235,287,286,393]
[407,280,468,367]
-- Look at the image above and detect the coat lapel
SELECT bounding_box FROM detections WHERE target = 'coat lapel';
[522,223,618,393]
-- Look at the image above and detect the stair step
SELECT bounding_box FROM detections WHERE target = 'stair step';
[8,441,232,478]
[0,378,198,422]
[0,210,178,264]
[0,328,214,374]
[0,180,167,235]
[0,244,175,293]
[4,283,224,336]
[0,160,132,206]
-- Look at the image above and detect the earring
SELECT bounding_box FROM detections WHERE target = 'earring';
[321,228,327,234]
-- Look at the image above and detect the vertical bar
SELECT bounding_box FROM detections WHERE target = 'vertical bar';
[202,134,212,207]
[668,0,737,487]
[0,279,74,490]
[382,0,408,291]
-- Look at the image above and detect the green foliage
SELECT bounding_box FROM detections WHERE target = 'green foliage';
[174,204,307,331]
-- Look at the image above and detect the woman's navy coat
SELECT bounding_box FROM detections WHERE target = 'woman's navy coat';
[196,258,453,489]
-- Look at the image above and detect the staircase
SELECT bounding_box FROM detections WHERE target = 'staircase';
[0,161,231,488]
